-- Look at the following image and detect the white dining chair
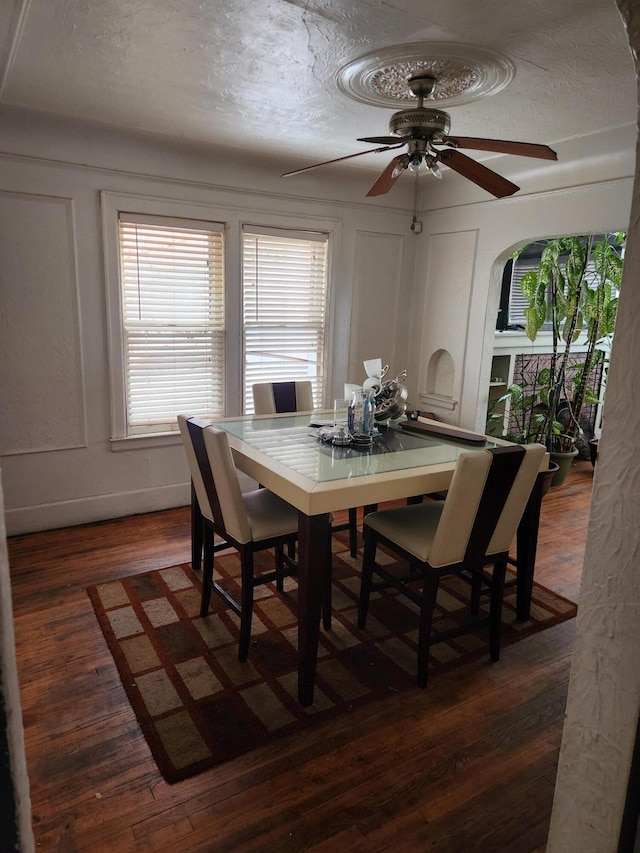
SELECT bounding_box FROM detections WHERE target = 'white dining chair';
[357,442,546,687]
[252,380,360,559]
[179,415,300,661]
[252,380,314,415]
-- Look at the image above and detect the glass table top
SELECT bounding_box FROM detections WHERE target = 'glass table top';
[210,413,498,484]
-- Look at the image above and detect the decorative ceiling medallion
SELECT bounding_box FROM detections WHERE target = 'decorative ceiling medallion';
[336,43,515,109]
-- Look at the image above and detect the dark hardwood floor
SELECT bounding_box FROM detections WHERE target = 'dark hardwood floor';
[7,461,594,852]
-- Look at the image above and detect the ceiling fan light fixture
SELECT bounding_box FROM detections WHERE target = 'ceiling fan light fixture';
[426,155,442,179]
[407,153,423,174]
[391,154,410,178]
[406,151,439,178]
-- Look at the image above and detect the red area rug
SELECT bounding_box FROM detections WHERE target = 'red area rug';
[87,539,577,783]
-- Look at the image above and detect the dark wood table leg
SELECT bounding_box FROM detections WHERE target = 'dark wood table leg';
[297,510,331,707]
[191,481,203,573]
[515,473,545,622]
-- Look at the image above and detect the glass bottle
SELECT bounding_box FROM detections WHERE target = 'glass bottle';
[350,389,364,435]
[362,388,375,436]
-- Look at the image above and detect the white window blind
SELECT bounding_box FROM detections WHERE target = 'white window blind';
[509,259,536,326]
[119,213,225,434]
[509,257,553,330]
[242,226,329,413]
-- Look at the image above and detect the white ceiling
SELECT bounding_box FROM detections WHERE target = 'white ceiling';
[0,0,637,189]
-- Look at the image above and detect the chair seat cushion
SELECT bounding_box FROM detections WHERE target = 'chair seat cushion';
[364,502,445,563]
[243,488,299,542]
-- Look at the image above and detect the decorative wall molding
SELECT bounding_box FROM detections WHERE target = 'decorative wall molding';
[348,230,406,384]
[0,190,86,456]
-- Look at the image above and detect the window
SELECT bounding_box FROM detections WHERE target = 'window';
[242,226,329,413]
[105,193,335,441]
[497,234,622,332]
[118,213,225,435]
[497,254,552,331]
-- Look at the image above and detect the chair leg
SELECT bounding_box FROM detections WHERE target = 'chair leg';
[489,555,508,662]
[470,571,482,615]
[238,547,254,662]
[199,526,215,618]
[191,482,204,572]
[417,572,440,688]
[275,544,285,592]
[357,528,377,629]
[348,507,358,558]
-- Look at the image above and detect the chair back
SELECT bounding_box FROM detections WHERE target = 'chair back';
[178,415,252,544]
[178,415,217,524]
[252,380,314,415]
[428,443,546,568]
[202,426,252,543]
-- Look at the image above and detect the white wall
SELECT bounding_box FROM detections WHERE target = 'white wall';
[0,109,418,534]
[546,3,640,847]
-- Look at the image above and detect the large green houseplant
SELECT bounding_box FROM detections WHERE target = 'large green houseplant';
[489,232,624,482]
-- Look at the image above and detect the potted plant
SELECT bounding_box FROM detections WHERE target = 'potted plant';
[486,360,563,444]
[485,370,561,498]
[490,232,624,485]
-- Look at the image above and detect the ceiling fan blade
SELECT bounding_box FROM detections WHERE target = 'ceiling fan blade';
[366,157,405,197]
[357,135,406,145]
[440,136,558,161]
[437,149,520,198]
[281,145,402,177]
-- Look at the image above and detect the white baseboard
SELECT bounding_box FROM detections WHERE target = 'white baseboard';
[4,483,191,536]
[4,473,260,536]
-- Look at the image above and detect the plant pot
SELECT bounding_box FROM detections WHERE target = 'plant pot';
[549,448,579,486]
[540,461,560,499]
[589,438,599,467]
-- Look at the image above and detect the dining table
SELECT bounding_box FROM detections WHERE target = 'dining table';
[200,412,550,706]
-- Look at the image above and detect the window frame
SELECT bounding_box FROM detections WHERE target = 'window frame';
[118,212,226,435]
[241,224,331,414]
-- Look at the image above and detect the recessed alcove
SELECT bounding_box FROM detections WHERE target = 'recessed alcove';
[421,348,457,413]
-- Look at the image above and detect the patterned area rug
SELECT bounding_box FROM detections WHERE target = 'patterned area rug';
[87,539,577,784]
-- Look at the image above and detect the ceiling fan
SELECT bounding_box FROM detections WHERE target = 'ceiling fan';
[282,72,557,198]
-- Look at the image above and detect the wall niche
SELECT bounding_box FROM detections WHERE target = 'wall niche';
[422,348,457,415]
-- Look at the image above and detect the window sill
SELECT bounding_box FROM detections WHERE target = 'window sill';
[110,432,182,452]
[495,329,553,338]
[493,329,589,352]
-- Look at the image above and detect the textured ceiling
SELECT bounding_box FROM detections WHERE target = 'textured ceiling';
[0,0,636,181]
